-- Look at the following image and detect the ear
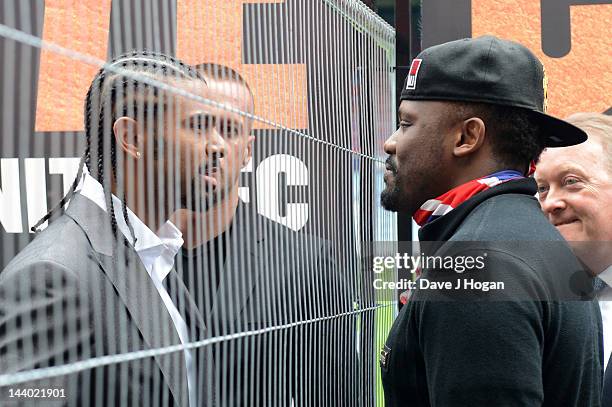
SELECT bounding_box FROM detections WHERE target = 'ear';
[242,135,255,167]
[113,117,141,159]
[452,117,486,158]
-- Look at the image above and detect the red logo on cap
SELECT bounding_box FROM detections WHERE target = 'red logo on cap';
[406,59,422,90]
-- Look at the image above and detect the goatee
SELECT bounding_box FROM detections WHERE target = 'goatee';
[380,185,401,212]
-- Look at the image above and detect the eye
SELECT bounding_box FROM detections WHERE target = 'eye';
[222,121,241,138]
[399,120,412,129]
[536,184,549,195]
[563,176,581,186]
[189,116,207,131]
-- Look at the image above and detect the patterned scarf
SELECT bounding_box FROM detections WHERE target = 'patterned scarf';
[412,170,525,227]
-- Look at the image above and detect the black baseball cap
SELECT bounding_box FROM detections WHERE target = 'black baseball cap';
[400,35,587,147]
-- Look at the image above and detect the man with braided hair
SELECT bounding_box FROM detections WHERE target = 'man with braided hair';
[0,51,213,406]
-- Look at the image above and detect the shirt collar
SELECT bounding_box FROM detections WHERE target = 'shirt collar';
[75,170,183,276]
[599,265,612,287]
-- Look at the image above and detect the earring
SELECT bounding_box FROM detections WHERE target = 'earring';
[136,151,141,158]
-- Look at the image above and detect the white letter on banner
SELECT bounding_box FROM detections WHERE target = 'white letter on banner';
[25,158,47,232]
[256,154,308,231]
[238,157,253,204]
[0,158,23,233]
[49,157,81,197]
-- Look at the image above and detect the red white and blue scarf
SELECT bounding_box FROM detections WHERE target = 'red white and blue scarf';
[413,170,525,227]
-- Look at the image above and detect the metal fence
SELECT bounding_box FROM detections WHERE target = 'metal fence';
[0,1,396,405]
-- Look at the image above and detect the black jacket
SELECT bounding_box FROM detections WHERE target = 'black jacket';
[381,178,603,407]
[176,204,358,407]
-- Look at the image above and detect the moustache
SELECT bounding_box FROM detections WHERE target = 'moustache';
[385,156,397,174]
[198,155,220,176]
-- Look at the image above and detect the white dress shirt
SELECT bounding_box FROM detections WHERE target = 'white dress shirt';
[598,266,612,371]
[75,172,196,406]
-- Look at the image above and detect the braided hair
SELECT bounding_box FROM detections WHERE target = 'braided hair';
[32,50,204,247]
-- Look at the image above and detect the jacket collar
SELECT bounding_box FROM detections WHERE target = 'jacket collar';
[419,177,538,243]
[65,193,118,256]
[65,194,189,407]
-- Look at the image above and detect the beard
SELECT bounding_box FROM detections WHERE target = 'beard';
[179,154,226,212]
[181,178,225,212]
[381,155,403,212]
[381,183,402,212]
[180,168,241,213]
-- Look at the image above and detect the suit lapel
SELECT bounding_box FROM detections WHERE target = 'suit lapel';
[164,267,208,339]
[65,194,188,407]
[163,267,214,405]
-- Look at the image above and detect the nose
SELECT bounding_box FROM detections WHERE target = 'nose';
[540,188,567,217]
[205,126,226,158]
[383,131,398,155]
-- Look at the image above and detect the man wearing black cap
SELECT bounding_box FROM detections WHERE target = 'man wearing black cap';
[380,35,602,406]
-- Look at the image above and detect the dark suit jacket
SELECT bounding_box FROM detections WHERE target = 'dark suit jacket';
[177,204,358,407]
[0,194,203,406]
[604,359,612,407]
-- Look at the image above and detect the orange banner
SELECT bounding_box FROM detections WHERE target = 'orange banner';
[35,0,308,132]
[176,0,308,130]
[473,0,611,118]
[35,0,112,132]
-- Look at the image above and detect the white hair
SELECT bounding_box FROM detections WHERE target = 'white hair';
[565,112,612,173]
